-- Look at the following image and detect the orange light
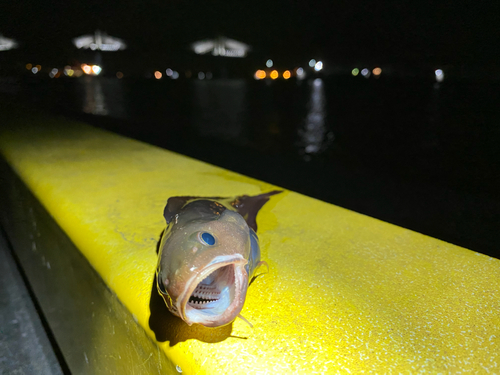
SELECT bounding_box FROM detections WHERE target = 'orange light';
[270,70,278,80]
[82,64,92,75]
[116,72,124,79]
[154,71,162,79]
[283,70,291,79]
[26,63,32,70]
[254,70,266,80]
[35,65,41,70]
[372,67,382,76]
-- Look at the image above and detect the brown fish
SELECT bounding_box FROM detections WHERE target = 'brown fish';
[156,191,281,327]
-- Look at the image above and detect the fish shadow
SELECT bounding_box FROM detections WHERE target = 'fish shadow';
[148,274,234,346]
[149,231,234,346]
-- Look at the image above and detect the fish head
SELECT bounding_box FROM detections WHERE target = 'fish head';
[157,207,251,327]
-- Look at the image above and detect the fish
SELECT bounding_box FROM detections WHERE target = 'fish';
[156,191,281,328]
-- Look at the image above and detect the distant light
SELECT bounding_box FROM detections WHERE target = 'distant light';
[296,67,304,76]
[309,59,316,68]
[206,72,213,79]
[351,68,359,76]
[26,63,32,70]
[116,71,124,79]
[270,70,279,80]
[254,70,266,80]
[372,67,382,76]
[49,68,58,78]
[172,71,179,79]
[82,64,92,75]
[64,69,74,77]
[36,65,41,71]
[31,67,38,74]
[314,61,323,72]
[166,68,173,77]
[154,71,162,79]
[92,65,102,75]
[283,70,291,79]
[361,68,370,78]
[266,59,273,68]
[74,70,83,77]
[435,69,444,82]
[198,72,205,80]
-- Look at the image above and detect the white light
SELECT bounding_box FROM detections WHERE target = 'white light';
[435,69,444,82]
[92,65,102,75]
[266,59,273,68]
[166,68,173,77]
[297,67,304,76]
[314,61,323,72]
[51,68,58,74]
[31,67,38,74]
[309,59,316,67]
[172,71,179,79]
[198,72,205,80]
[361,68,370,78]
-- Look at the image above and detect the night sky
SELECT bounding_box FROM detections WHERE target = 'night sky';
[1,0,499,68]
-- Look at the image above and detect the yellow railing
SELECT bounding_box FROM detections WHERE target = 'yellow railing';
[1,109,499,374]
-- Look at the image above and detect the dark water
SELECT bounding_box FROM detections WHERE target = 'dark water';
[2,76,499,258]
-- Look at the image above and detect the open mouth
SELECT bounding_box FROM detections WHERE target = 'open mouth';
[179,256,248,326]
[188,265,235,308]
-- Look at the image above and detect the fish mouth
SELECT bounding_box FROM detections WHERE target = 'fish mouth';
[178,255,248,327]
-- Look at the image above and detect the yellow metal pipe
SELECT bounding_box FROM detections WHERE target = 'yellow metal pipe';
[0,112,499,373]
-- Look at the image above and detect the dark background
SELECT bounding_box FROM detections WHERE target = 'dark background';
[0,1,499,259]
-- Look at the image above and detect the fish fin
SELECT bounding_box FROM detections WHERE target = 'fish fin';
[237,313,254,329]
[232,190,282,232]
[255,260,269,276]
[163,196,226,224]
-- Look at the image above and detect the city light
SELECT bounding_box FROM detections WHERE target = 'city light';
[314,61,323,72]
[270,70,279,80]
[283,70,291,79]
[435,69,444,82]
[166,68,173,77]
[171,71,179,79]
[266,59,273,68]
[31,67,38,74]
[0,35,18,51]
[296,67,305,80]
[116,72,124,79]
[73,30,126,51]
[26,63,32,70]
[361,68,370,78]
[36,65,41,70]
[309,59,316,67]
[372,67,382,76]
[198,72,205,80]
[352,68,359,76]
[92,65,102,75]
[154,71,162,79]
[82,64,92,74]
[191,36,250,58]
[64,67,74,77]
[254,70,266,80]
[49,68,59,78]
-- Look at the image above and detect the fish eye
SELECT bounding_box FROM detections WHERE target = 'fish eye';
[199,232,216,246]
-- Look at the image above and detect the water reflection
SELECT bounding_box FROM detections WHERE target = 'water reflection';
[81,76,108,115]
[192,79,247,140]
[298,78,333,158]
[78,76,127,119]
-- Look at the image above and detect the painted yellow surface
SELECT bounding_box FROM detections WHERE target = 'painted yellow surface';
[1,114,499,374]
